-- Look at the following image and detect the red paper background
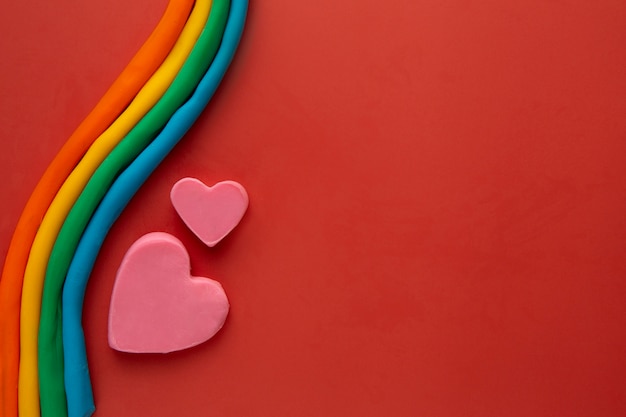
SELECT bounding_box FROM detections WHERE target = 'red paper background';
[1,0,626,416]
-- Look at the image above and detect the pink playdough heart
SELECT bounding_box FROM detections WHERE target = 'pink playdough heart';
[170,178,248,247]
[108,232,229,353]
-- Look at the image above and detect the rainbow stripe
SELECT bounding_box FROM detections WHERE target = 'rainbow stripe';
[0,0,247,416]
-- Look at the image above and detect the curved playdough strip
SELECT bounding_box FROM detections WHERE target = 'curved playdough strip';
[62,8,248,413]
[17,2,211,417]
[0,0,194,416]
[38,2,230,416]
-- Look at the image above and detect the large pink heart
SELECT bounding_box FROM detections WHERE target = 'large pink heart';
[108,232,229,353]
[170,178,248,247]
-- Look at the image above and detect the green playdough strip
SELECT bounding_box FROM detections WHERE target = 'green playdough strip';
[37,0,230,415]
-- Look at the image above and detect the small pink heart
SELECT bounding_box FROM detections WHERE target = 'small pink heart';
[170,178,248,247]
[108,232,229,353]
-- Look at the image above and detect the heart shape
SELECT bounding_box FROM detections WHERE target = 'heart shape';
[108,232,229,353]
[170,178,248,247]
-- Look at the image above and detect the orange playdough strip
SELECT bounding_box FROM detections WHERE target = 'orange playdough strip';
[0,0,194,415]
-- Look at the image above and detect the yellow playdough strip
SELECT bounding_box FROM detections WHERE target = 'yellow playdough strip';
[17,1,213,415]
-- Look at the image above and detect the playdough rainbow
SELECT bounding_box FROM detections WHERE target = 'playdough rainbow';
[0,1,247,416]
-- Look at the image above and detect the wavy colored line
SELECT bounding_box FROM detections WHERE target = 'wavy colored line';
[37,1,230,416]
[17,2,211,416]
[0,0,194,416]
[62,2,248,415]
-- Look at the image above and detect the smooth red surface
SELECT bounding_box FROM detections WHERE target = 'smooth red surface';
[1,0,626,416]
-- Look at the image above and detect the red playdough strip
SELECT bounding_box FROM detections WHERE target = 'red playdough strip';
[0,0,194,415]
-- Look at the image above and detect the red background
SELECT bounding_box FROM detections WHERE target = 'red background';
[1,0,626,415]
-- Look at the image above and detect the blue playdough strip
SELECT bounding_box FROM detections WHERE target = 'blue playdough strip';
[61,1,248,416]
